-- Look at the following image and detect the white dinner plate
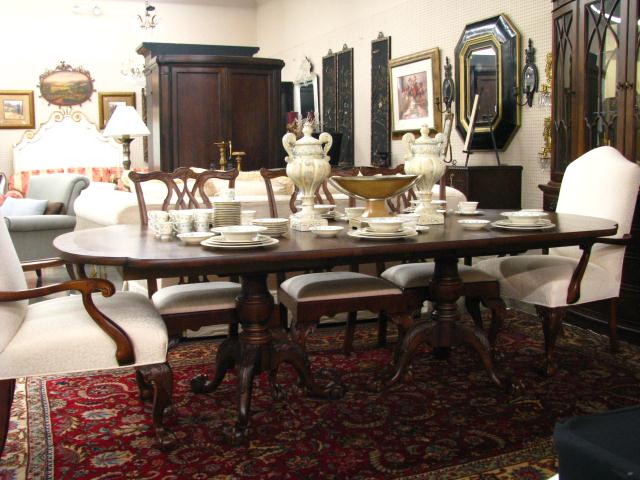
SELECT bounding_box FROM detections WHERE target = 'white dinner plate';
[348,229,418,240]
[493,219,553,228]
[490,221,556,231]
[201,237,279,249]
[358,226,416,237]
[205,234,272,245]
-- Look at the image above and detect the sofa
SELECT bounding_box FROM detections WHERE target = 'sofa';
[4,173,90,262]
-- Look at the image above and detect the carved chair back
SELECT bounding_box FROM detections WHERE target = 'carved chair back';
[129,168,239,226]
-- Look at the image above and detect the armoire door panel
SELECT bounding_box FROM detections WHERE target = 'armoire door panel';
[227,71,275,172]
[172,68,224,169]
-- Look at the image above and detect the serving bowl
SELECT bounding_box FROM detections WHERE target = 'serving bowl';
[309,225,343,238]
[501,211,549,225]
[212,225,267,241]
[365,217,405,233]
[329,175,418,217]
[313,204,336,214]
[458,219,490,230]
[177,231,215,245]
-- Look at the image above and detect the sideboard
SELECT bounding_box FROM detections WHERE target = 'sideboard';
[444,165,522,210]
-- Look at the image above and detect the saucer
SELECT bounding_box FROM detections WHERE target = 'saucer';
[455,210,484,216]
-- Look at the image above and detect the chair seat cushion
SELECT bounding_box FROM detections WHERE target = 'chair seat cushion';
[280,271,400,301]
[0,292,168,379]
[381,263,496,288]
[474,255,619,308]
[152,281,241,315]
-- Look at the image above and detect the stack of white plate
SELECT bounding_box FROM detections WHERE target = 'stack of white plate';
[251,218,289,237]
[212,200,241,227]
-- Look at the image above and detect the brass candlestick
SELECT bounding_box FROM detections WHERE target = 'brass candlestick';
[213,141,229,170]
[231,151,246,171]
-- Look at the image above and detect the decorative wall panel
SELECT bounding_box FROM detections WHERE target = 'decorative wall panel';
[336,44,354,166]
[322,51,337,131]
[371,33,391,166]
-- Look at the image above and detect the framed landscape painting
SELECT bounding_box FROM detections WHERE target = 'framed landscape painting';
[98,92,136,129]
[0,90,35,129]
[389,48,441,134]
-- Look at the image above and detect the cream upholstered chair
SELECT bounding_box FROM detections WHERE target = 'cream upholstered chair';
[128,168,241,339]
[0,214,174,456]
[475,146,640,375]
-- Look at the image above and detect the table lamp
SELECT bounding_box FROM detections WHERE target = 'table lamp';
[103,105,150,170]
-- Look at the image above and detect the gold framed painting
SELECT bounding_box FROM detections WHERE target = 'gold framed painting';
[389,48,441,134]
[0,90,35,129]
[98,92,136,129]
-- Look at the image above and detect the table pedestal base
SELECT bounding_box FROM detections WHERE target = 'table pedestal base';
[190,273,345,445]
[381,256,511,392]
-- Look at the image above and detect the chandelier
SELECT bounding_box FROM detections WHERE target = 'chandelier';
[138,0,159,30]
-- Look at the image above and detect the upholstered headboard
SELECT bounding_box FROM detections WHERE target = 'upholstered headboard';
[12,110,121,173]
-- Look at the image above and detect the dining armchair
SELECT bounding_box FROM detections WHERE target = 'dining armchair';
[128,167,241,340]
[474,146,640,375]
[0,214,173,455]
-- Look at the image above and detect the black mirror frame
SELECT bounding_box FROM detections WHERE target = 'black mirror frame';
[454,14,521,150]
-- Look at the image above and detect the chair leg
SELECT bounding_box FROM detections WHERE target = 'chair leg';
[536,306,565,377]
[609,298,620,353]
[343,312,357,355]
[65,263,76,280]
[465,296,484,330]
[377,313,388,348]
[0,379,16,459]
[481,296,507,353]
[135,363,175,451]
[35,269,43,288]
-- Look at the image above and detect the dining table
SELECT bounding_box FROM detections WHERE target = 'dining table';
[54,210,617,444]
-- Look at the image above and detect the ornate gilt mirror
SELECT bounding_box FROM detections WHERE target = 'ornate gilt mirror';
[454,15,520,150]
[293,57,319,122]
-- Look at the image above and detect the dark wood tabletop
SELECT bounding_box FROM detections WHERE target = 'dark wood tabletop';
[54,210,617,279]
[53,210,617,445]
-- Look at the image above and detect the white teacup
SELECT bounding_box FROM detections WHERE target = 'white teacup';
[173,221,193,234]
[193,221,210,232]
[458,201,479,213]
[193,209,213,223]
[396,213,420,229]
[170,210,194,223]
[241,210,256,226]
[345,207,365,219]
[154,221,173,239]
[148,210,169,223]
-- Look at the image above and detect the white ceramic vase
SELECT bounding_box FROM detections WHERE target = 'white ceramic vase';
[403,125,446,225]
[283,123,333,231]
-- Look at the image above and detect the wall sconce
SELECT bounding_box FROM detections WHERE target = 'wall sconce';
[520,39,538,107]
[538,52,552,107]
[138,0,159,31]
[441,57,455,113]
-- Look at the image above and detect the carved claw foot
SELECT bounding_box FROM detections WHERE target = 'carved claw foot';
[538,358,558,378]
[306,369,346,400]
[223,423,249,446]
[156,427,177,451]
[270,379,287,402]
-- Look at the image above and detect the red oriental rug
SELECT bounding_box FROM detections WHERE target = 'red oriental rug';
[1,311,639,479]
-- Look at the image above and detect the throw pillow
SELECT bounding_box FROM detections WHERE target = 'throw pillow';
[44,201,65,215]
[0,190,24,206]
[0,196,48,216]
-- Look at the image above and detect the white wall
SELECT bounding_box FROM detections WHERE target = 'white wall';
[257,0,552,208]
[0,0,257,176]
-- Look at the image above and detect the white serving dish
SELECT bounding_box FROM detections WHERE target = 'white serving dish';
[309,225,343,238]
[501,211,549,225]
[458,219,490,230]
[177,231,215,245]
[211,225,267,241]
[344,207,366,219]
[365,217,405,233]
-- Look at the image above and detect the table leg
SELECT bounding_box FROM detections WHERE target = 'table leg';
[385,256,508,391]
[191,273,345,445]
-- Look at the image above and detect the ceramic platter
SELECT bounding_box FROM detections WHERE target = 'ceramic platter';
[348,229,418,240]
[201,236,279,249]
[490,220,556,231]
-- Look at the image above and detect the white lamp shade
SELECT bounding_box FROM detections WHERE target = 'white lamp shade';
[103,105,150,137]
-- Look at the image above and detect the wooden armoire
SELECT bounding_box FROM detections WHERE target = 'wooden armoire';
[541,0,640,342]
[137,43,285,173]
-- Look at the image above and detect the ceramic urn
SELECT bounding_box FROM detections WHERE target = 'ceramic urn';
[403,125,446,225]
[282,123,333,231]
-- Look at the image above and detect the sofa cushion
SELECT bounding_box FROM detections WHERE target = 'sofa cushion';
[0,196,48,216]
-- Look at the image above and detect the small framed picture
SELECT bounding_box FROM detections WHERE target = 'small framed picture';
[0,91,35,129]
[98,92,136,129]
[389,48,441,134]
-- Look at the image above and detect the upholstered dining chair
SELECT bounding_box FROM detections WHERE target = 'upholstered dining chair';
[0,214,173,455]
[474,146,640,376]
[261,167,408,354]
[128,167,241,339]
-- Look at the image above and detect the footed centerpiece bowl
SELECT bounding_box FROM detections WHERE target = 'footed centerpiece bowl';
[329,174,418,217]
